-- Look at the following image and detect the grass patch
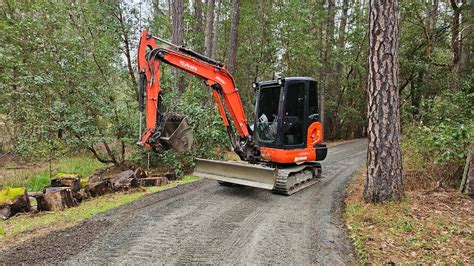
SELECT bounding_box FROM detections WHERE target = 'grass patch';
[0,175,201,247]
[344,166,474,264]
[2,156,104,192]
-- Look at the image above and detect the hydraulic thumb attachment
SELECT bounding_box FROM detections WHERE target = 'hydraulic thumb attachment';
[137,72,193,153]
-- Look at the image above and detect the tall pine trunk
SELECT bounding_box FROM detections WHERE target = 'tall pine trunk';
[204,0,215,57]
[321,0,335,140]
[172,0,185,93]
[227,0,240,74]
[211,0,221,59]
[364,0,404,203]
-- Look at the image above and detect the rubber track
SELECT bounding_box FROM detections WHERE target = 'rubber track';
[273,163,322,195]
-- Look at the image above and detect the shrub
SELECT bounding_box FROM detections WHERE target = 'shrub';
[403,91,473,189]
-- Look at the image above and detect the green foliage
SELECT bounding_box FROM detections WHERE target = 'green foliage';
[4,156,103,192]
[0,187,25,204]
[129,79,228,175]
[1,0,136,164]
[405,91,473,165]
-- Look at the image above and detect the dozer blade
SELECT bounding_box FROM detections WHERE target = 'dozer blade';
[159,113,193,152]
[194,158,277,190]
[194,158,323,195]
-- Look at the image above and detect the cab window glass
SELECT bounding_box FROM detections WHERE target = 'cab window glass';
[283,82,305,145]
[308,81,318,115]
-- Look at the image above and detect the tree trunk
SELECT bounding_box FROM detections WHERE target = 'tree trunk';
[227,0,240,74]
[50,174,81,192]
[108,170,140,191]
[139,176,169,187]
[0,189,30,220]
[450,0,461,73]
[460,144,473,195]
[431,0,439,50]
[364,0,404,203]
[460,0,472,78]
[211,0,221,59]
[37,187,78,211]
[172,0,185,93]
[204,0,216,57]
[84,181,113,197]
[331,0,349,139]
[193,0,204,52]
[321,0,335,140]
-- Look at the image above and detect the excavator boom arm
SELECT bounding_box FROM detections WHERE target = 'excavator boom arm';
[137,29,249,150]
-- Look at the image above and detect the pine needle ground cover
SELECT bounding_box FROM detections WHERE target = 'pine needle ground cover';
[344,166,473,264]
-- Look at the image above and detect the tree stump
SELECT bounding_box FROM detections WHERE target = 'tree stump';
[134,168,147,179]
[37,187,78,211]
[84,181,113,197]
[88,174,103,184]
[164,172,177,181]
[0,205,11,220]
[139,176,169,187]
[50,174,81,192]
[109,170,139,191]
[0,188,31,220]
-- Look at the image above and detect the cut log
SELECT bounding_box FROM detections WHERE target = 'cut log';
[0,205,11,220]
[84,181,113,197]
[37,187,78,211]
[78,188,89,201]
[134,167,147,179]
[108,170,139,191]
[51,174,81,192]
[139,176,169,187]
[88,174,103,184]
[0,188,31,220]
[164,172,177,181]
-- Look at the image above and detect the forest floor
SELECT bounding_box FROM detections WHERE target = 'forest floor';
[344,166,474,264]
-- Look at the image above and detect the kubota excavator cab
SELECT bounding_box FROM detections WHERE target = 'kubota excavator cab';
[253,77,327,164]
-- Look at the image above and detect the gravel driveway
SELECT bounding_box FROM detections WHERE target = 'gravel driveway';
[0,140,367,264]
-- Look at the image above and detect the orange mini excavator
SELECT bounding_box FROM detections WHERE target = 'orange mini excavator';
[137,29,327,195]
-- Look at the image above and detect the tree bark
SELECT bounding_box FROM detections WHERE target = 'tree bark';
[37,187,78,211]
[460,0,472,78]
[227,0,240,74]
[0,189,30,220]
[321,0,335,140]
[172,0,185,93]
[193,0,204,52]
[211,0,221,59]
[204,0,216,57]
[364,0,404,203]
[450,0,461,73]
[459,144,473,195]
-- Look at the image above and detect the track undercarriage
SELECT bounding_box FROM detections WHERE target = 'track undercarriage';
[194,159,322,195]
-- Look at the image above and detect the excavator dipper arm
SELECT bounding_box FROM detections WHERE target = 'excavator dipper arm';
[137,29,253,158]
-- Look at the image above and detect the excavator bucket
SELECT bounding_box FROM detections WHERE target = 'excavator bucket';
[159,114,193,152]
[193,158,277,190]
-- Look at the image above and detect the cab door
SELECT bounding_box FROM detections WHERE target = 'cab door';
[281,80,307,149]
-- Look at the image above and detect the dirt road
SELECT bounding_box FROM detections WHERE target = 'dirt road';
[0,140,367,264]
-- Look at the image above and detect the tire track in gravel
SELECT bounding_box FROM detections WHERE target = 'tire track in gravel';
[0,139,367,264]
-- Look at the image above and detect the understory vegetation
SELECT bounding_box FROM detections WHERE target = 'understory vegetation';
[345,167,473,264]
